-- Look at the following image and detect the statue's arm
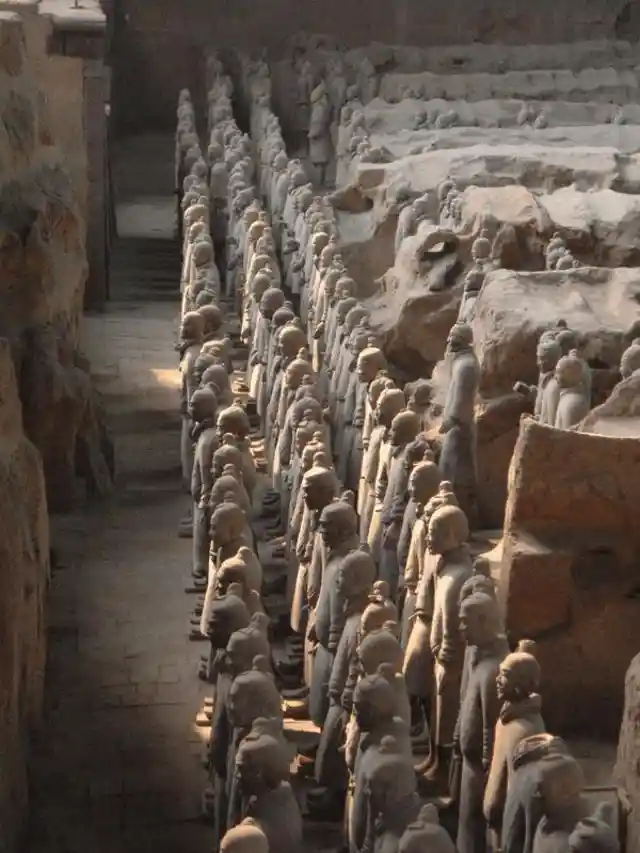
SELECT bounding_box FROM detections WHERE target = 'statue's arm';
[447,362,478,424]
[438,578,458,664]
[481,665,501,771]
[191,444,203,502]
[329,629,353,702]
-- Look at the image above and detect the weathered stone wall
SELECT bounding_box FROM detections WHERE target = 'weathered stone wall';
[0,339,49,853]
[499,417,640,738]
[0,9,112,513]
[110,0,633,133]
[615,652,640,853]
[0,7,112,848]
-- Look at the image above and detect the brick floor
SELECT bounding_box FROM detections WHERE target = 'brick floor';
[27,137,214,853]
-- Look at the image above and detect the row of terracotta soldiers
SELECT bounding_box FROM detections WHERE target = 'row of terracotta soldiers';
[173,55,618,853]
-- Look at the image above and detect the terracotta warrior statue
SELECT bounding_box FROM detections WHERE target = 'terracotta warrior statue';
[220,819,270,853]
[412,502,472,789]
[290,463,339,642]
[398,457,441,651]
[309,549,377,817]
[398,804,457,853]
[344,345,388,494]
[554,350,591,429]
[531,754,590,853]
[567,806,619,853]
[357,375,395,523]
[234,717,302,853]
[189,386,220,577]
[377,428,428,600]
[217,404,256,502]
[350,667,412,853]
[249,286,285,404]
[265,321,307,447]
[202,588,252,843]
[455,592,510,853]
[204,498,252,595]
[501,734,570,853]
[308,497,360,728]
[514,335,562,426]
[484,643,545,845]
[367,405,420,569]
[308,80,332,187]
[438,322,480,526]
[179,310,205,493]
[364,735,422,853]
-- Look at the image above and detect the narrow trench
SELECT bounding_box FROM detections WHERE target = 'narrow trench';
[25,134,214,853]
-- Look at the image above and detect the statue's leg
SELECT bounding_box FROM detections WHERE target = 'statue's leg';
[192,502,209,581]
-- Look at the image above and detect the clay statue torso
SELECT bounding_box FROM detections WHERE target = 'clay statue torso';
[245,782,303,853]
[554,388,590,430]
[483,696,545,832]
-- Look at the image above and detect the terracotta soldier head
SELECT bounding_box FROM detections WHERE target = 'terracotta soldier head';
[192,239,215,271]
[337,549,376,602]
[359,625,404,675]
[535,753,585,824]
[427,504,469,555]
[259,287,286,320]
[217,547,262,595]
[568,805,619,853]
[536,337,562,374]
[220,820,270,853]
[235,717,292,796]
[333,299,357,334]
[496,641,541,703]
[205,584,251,649]
[368,374,395,408]
[360,581,398,637]
[285,352,313,391]
[180,310,205,343]
[399,804,457,853]
[188,386,218,425]
[459,592,504,648]
[209,499,247,546]
[209,469,246,511]
[271,306,296,336]
[376,387,406,429]
[293,421,316,458]
[228,655,282,729]
[192,352,220,387]
[318,499,358,550]
[279,323,307,359]
[302,466,338,512]
[460,563,496,603]
[555,350,586,390]
[409,459,441,509]
[405,378,432,414]
[471,233,492,263]
[212,438,243,479]
[354,666,398,731]
[217,404,250,441]
[424,480,458,521]
[201,363,231,398]
[198,303,225,338]
[226,613,271,672]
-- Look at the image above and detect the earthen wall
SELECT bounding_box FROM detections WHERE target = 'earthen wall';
[111,0,633,133]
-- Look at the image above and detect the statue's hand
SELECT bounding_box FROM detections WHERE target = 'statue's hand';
[513,381,530,396]
[439,417,454,434]
[306,622,318,645]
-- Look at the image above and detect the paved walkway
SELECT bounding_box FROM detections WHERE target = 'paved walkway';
[28,135,213,853]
